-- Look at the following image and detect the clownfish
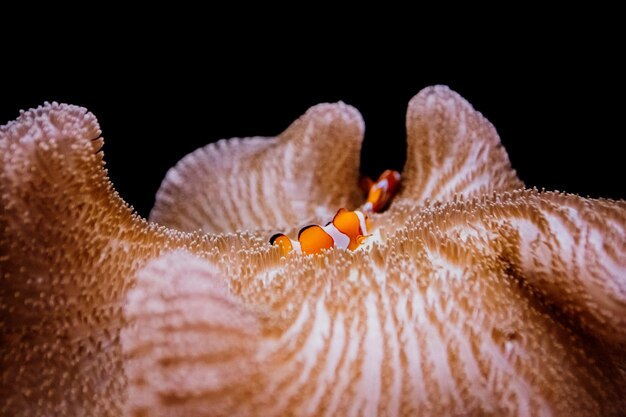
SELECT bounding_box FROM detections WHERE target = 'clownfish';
[360,169,401,213]
[270,208,371,256]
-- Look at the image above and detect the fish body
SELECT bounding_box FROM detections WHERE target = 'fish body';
[361,169,401,213]
[271,208,370,255]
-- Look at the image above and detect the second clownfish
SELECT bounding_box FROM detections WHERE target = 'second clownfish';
[270,208,371,256]
[360,169,401,213]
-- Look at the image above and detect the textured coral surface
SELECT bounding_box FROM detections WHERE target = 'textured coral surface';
[1,86,625,416]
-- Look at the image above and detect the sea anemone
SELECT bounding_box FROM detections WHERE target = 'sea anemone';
[1,86,624,416]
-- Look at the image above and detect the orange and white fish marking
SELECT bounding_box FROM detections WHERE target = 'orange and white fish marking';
[360,169,402,213]
[269,233,302,254]
[270,208,370,255]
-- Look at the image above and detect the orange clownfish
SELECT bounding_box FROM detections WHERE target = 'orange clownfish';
[359,169,401,213]
[270,208,371,256]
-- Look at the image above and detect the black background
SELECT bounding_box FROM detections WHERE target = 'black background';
[2,31,624,218]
